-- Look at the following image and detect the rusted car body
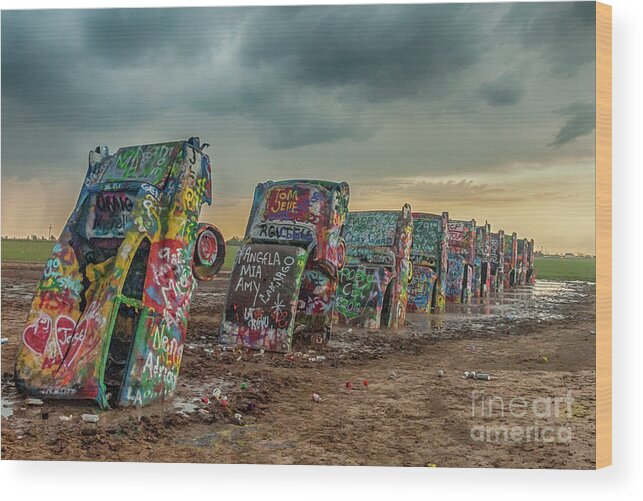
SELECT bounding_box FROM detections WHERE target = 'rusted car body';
[334,205,413,329]
[446,219,476,303]
[406,212,449,313]
[219,180,350,353]
[15,138,226,408]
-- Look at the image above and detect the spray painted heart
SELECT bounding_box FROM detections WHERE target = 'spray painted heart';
[55,316,80,364]
[23,314,52,355]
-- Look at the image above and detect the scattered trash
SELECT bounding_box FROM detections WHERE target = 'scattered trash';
[234,412,242,423]
[463,370,491,381]
[81,413,99,423]
[212,388,222,400]
[246,401,257,412]
[15,429,25,439]
[426,463,437,468]
[362,380,369,388]
[1,399,14,419]
[348,328,353,333]
[590,330,596,336]
[0,338,8,345]
[311,393,322,403]
[437,369,444,377]
[197,408,210,416]
[240,382,248,390]
[27,398,44,406]
[541,356,549,364]
[389,372,397,379]
[201,396,210,404]
[220,397,229,409]
[174,401,197,414]
[59,415,73,422]
[345,382,353,390]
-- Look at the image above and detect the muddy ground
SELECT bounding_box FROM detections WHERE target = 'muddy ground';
[1,262,596,468]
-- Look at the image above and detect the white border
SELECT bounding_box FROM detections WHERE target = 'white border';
[1,0,640,498]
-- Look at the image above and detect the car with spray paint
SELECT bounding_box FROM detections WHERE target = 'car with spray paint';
[527,239,536,284]
[489,230,505,293]
[406,212,449,313]
[446,219,476,303]
[516,238,530,285]
[14,138,226,408]
[219,180,350,353]
[473,222,492,298]
[334,205,413,329]
[503,232,518,288]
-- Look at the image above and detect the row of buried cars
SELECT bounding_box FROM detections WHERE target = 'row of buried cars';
[13,139,535,408]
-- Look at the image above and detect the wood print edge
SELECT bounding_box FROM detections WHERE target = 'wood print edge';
[595,1,612,470]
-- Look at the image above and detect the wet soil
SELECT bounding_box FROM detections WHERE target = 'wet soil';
[1,262,596,468]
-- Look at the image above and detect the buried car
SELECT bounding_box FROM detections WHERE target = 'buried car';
[446,219,476,304]
[334,205,414,329]
[489,230,505,293]
[14,138,226,408]
[219,180,350,353]
[527,239,536,284]
[406,212,449,313]
[516,238,532,286]
[473,222,492,299]
[503,232,518,288]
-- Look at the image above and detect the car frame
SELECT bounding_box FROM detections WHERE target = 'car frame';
[219,179,350,353]
[406,211,449,313]
[334,205,413,329]
[446,219,476,303]
[14,138,226,408]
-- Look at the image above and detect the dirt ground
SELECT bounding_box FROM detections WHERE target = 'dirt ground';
[1,262,596,468]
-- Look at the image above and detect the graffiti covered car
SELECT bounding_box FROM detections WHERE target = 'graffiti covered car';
[219,180,350,353]
[516,238,530,285]
[334,205,413,329]
[473,222,492,298]
[14,138,226,408]
[489,231,505,293]
[446,219,476,303]
[527,239,536,284]
[406,212,449,313]
[503,232,518,288]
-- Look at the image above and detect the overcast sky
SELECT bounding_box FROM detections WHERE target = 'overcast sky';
[1,2,596,254]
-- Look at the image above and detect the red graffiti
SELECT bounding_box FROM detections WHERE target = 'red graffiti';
[55,315,82,365]
[23,314,52,355]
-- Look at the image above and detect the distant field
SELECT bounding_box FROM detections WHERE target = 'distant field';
[1,239,56,263]
[1,240,594,281]
[534,256,595,282]
[2,239,241,272]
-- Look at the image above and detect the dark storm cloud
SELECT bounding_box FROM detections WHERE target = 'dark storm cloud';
[479,73,524,106]
[549,102,596,148]
[501,2,596,76]
[238,4,491,102]
[1,5,494,149]
[1,3,597,159]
